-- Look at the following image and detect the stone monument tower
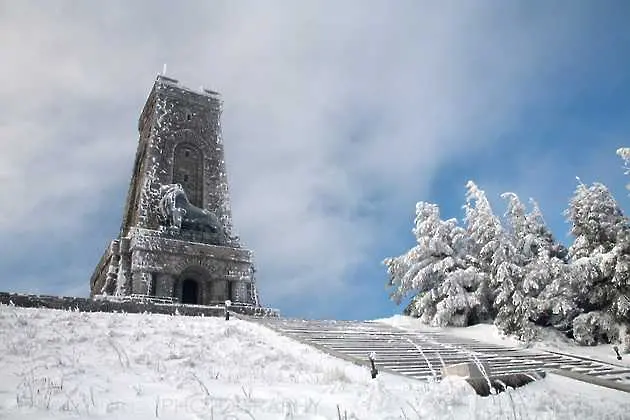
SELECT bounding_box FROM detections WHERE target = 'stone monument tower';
[90,75,259,306]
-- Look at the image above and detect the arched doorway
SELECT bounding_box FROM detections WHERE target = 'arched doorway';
[181,279,199,304]
[176,265,210,305]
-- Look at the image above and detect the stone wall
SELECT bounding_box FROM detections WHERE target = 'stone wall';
[0,292,279,318]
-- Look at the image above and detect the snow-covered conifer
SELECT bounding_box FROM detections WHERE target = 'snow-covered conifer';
[385,201,487,326]
[566,181,627,259]
[463,181,509,316]
[526,200,569,262]
[491,192,526,336]
[493,193,573,340]
[565,180,630,345]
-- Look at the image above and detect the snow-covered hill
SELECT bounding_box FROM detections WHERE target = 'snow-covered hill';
[1,305,630,419]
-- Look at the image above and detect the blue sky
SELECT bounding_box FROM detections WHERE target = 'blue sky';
[1,1,630,321]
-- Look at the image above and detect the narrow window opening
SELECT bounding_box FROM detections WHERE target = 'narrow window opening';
[173,143,203,207]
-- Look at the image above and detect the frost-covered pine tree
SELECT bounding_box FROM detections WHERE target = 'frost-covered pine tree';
[528,248,577,331]
[522,199,569,262]
[384,202,448,308]
[567,181,627,260]
[518,198,576,334]
[615,147,630,350]
[384,202,487,327]
[493,193,573,340]
[565,180,630,346]
[491,193,526,336]
[462,181,508,317]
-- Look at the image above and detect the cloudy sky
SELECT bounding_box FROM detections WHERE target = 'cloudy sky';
[1,1,630,319]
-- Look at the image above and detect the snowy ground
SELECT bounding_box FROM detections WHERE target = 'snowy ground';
[376,315,630,368]
[2,306,630,420]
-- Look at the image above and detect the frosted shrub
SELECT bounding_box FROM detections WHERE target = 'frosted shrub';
[572,311,619,346]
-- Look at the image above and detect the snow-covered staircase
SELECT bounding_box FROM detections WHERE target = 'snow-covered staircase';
[254,318,630,389]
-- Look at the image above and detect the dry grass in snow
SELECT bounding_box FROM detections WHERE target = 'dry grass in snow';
[1,306,630,419]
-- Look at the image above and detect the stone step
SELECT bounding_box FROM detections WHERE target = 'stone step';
[387,365,545,378]
[257,319,630,387]
[330,348,519,358]
[599,368,630,376]
[364,353,512,360]
[309,342,525,353]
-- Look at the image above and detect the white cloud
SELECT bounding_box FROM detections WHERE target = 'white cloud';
[0,1,593,306]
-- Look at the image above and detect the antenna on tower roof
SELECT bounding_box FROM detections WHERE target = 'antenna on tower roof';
[162,63,167,76]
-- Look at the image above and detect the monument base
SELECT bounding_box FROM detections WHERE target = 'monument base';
[90,227,259,306]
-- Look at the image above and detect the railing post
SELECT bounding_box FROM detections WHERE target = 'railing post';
[225,299,231,320]
[368,352,378,379]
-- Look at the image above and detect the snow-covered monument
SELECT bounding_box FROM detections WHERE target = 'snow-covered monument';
[90,75,259,307]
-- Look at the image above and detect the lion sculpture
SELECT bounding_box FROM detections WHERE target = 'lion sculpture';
[158,183,227,244]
